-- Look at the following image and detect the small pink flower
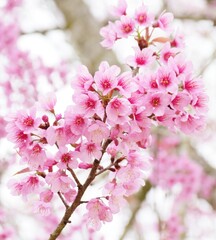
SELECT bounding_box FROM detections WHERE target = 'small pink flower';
[155,12,174,32]
[171,92,191,111]
[157,66,178,93]
[40,189,53,203]
[191,92,208,113]
[86,199,113,231]
[176,113,205,134]
[183,76,204,93]
[86,121,110,143]
[8,175,43,197]
[115,15,135,38]
[100,21,118,48]
[145,92,170,116]
[106,97,132,125]
[110,0,127,17]
[39,92,57,111]
[79,142,102,162]
[73,92,104,118]
[72,65,94,93]
[160,43,177,63]
[63,189,77,203]
[56,146,78,170]
[134,4,154,26]
[116,71,138,98]
[22,143,47,170]
[33,201,51,216]
[94,62,120,95]
[127,47,155,68]
[168,54,193,77]
[15,108,41,134]
[65,107,88,136]
[45,171,75,193]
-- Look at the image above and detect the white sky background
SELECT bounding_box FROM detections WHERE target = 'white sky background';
[1,0,216,239]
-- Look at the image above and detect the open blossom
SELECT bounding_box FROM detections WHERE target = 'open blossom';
[134,4,154,26]
[144,92,170,116]
[115,15,135,38]
[110,0,127,17]
[85,199,113,231]
[45,171,75,193]
[73,91,104,118]
[8,175,43,197]
[78,141,102,162]
[168,54,193,77]
[38,92,57,111]
[56,146,78,169]
[155,12,174,32]
[160,42,177,63]
[127,47,155,68]
[64,107,88,136]
[33,201,51,216]
[100,21,117,48]
[106,97,132,125]
[13,108,41,134]
[72,65,94,93]
[94,62,120,95]
[86,121,110,143]
[157,66,178,93]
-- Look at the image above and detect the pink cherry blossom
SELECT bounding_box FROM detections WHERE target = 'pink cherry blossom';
[56,146,78,170]
[72,65,94,93]
[45,171,75,193]
[144,92,170,116]
[157,66,178,93]
[79,142,102,162]
[171,91,191,111]
[100,21,118,48]
[86,199,113,231]
[86,121,110,143]
[160,42,177,63]
[40,189,53,203]
[134,4,154,27]
[64,108,88,136]
[94,62,120,95]
[127,47,155,68]
[106,97,132,125]
[110,0,127,17]
[73,91,104,118]
[155,12,174,32]
[115,15,135,38]
[33,201,51,216]
[39,92,57,112]
[14,108,41,134]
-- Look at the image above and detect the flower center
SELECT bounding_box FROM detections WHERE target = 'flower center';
[23,116,34,127]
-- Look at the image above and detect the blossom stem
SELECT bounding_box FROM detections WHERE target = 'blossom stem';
[48,139,112,240]
[67,167,82,189]
[57,191,69,209]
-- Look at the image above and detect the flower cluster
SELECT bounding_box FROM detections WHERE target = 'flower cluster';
[6,0,209,236]
[100,0,208,134]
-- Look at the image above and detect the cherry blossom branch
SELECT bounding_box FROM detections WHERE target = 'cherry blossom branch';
[67,167,82,189]
[48,139,112,240]
[57,192,69,209]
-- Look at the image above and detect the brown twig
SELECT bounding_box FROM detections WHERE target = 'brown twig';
[57,192,69,209]
[67,167,82,189]
[48,139,112,240]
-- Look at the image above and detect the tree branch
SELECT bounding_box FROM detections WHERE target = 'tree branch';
[48,139,112,240]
